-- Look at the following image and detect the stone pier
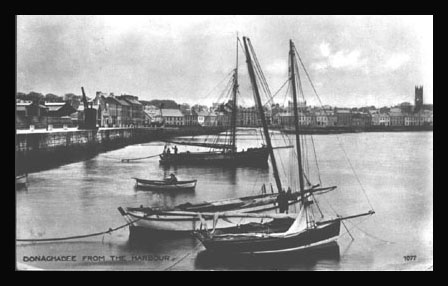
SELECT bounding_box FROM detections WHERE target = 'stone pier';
[15,126,225,174]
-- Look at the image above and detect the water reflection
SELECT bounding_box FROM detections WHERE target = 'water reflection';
[160,164,243,187]
[194,242,340,270]
[128,229,198,252]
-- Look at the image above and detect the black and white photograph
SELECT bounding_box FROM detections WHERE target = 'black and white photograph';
[15,15,433,271]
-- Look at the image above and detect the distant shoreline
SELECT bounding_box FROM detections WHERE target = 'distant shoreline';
[277,125,433,135]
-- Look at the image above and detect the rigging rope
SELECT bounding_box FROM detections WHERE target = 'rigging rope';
[292,44,375,212]
[16,217,142,242]
[337,140,375,211]
[344,216,395,244]
[309,135,322,185]
[120,153,162,162]
[263,78,290,107]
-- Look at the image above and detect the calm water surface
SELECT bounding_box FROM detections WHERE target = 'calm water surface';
[16,130,433,270]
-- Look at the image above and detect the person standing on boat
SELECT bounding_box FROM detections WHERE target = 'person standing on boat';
[166,147,171,154]
[174,145,178,154]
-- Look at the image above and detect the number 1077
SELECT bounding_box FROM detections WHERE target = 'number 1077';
[404,255,416,261]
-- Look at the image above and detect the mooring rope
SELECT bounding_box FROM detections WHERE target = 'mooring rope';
[120,153,162,163]
[16,218,142,242]
[162,239,203,271]
[102,153,162,162]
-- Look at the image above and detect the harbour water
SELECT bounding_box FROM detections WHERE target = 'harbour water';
[16,130,433,270]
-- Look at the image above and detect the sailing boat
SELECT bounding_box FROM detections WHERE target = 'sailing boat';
[159,37,269,166]
[194,37,375,253]
[116,37,341,234]
[118,185,333,233]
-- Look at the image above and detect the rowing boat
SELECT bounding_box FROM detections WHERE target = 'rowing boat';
[132,177,197,191]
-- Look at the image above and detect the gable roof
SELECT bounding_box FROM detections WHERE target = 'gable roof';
[115,98,130,106]
[126,99,143,106]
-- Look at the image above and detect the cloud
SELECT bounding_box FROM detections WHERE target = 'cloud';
[265,60,288,76]
[312,41,368,72]
[319,42,331,57]
[383,53,410,70]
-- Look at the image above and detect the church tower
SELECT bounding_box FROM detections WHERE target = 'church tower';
[414,85,423,113]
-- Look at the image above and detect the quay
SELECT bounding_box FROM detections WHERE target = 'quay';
[15,126,225,174]
[278,125,434,134]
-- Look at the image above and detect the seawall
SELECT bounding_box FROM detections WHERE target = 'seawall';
[15,126,225,174]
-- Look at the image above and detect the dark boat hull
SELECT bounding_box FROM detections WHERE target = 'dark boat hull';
[159,148,269,166]
[198,220,341,254]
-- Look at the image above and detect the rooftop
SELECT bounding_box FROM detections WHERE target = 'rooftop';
[115,98,130,106]
[17,101,32,106]
[45,102,66,106]
[125,98,143,106]
[161,109,183,117]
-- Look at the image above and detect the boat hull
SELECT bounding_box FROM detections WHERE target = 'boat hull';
[198,221,341,254]
[15,174,27,188]
[134,178,197,191]
[122,200,300,233]
[159,148,269,166]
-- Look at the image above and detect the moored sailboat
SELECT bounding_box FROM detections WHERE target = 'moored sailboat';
[159,37,269,167]
[118,185,334,232]
[194,37,375,253]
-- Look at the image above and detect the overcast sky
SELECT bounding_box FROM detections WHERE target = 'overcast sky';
[17,15,433,107]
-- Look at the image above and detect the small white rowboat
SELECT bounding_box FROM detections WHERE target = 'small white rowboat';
[132,177,197,191]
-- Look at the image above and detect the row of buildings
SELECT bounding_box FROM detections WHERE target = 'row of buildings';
[16,86,434,129]
[273,107,433,128]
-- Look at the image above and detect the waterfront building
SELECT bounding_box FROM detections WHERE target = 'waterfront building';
[206,112,218,127]
[44,102,77,117]
[104,96,124,127]
[370,111,390,126]
[144,105,162,119]
[314,109,336,127]
[216,113,231,127]
[182,109,199,126]
[161,109,184,126]
[389,111,405,126]
[16,100,48,117]
[379,113,391,126]
[196,110,219,127]
[370,113,379,126]
[352,112,370,127]
[405,114,420,126]
[274,112,313,127]
[86,93,109,128]
[238,107,260,127]
[335,109,352,126]
[117,95,144,127]
[116,98,131,127]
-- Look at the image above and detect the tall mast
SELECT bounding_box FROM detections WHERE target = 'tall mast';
[242,36,283,193]
[289,40,306,196]
[230,36,238,152]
